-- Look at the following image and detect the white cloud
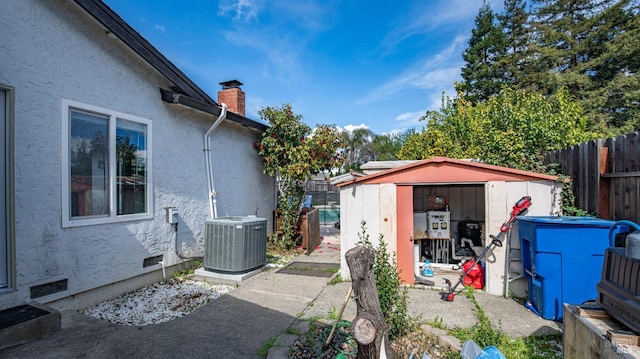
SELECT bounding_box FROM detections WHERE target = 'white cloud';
[338,123,369,134]
[215,2,334,88]
[355,34,465,107]
[154,24,166,33]
[221,29,306,86]
[269,2,333,32]
[395,110,426,127]
[218,0,259,22]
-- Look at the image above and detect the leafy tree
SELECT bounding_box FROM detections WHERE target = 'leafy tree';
[255,104,342,248]
[456,1,508,103]
[338,127,375,173]
[455,0,639,132]
[397,87,599,171]
[370,129,415,162]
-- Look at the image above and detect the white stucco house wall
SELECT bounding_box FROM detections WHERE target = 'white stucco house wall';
[0,0,275,311]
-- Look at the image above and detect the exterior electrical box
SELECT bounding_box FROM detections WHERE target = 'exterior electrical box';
[204,216,267,273]
[427,211,450,239]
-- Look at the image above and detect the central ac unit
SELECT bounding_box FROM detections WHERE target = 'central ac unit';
[204,216,267,273]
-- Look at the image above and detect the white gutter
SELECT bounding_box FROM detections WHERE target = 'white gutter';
[204,103,227,218]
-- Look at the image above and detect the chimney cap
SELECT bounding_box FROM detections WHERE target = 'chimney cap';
[219,80,243,90]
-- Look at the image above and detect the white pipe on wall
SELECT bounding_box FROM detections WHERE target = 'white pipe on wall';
[204,103,227,219]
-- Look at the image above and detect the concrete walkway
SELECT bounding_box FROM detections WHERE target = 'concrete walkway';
[0,225,561,359]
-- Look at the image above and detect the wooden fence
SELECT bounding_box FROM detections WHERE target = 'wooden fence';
[300,208,321,255]
[543,131,640,223]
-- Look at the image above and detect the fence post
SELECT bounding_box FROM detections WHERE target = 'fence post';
[599,141,611,219]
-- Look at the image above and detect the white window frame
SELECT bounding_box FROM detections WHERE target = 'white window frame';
[61,99,153,228]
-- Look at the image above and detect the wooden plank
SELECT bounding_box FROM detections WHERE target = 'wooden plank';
[609,330,640,346]
[303,208,321,255]
[565,303,579,358]
[565,304,640,359]
[602,172,640,178]
[600,143,611,218]
[578,307,615,320]
[587,140,599,214]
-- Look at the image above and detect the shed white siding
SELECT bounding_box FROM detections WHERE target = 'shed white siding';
[340,184,381,279]
[338,165,562,296]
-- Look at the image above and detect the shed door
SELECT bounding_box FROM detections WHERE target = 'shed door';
[0,89,6,288]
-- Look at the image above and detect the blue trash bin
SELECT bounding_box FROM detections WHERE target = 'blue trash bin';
[517,216,628,321]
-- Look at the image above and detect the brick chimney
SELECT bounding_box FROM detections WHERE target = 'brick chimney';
[218,80,245,116]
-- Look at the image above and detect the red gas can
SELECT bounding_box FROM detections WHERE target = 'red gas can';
[462,260,485,289]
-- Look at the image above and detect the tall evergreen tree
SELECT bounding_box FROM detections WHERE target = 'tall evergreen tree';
[530,0,640,130]
[498,0,535,88]
[580,0,640,130]
[456,1,507,103]
[529,0,602,96]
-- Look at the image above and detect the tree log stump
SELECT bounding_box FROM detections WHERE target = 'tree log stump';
[345,245,393,358]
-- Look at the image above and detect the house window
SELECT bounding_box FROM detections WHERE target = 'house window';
[62,99,152,227]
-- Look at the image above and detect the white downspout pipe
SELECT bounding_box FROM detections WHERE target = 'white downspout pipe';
[204,103,227,219]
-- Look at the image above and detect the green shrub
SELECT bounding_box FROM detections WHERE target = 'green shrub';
[357,220,412,340]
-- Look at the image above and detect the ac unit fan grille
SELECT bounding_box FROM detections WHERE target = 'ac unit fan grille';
[204,217,267,273]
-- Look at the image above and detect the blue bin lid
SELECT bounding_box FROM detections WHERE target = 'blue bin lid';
[515,216,616,227]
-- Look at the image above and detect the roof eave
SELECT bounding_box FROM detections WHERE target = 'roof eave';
[160,89,268,132]
[73,0,217,105]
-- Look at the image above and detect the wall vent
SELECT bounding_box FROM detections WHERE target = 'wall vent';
[30,279,68,299]
[204,216,267,273]
[143,255,163,268]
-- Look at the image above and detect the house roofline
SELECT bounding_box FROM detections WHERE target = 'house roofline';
[73,0,269,132]
[73,0,217,105]
[160,89,268,132]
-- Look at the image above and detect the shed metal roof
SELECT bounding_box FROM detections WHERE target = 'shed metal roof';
[334,157,559,187]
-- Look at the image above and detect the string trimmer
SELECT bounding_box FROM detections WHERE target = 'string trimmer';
[441,196,532,302]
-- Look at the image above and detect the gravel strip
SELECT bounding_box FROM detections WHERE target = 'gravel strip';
[83,278,232,326]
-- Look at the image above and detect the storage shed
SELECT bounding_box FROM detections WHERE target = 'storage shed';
[334,157,563,296]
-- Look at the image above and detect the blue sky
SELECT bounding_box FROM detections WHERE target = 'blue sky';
[104,0,503,135]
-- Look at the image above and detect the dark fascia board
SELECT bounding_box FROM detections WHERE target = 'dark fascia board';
[160,89,268,132]
[72,0,216,105]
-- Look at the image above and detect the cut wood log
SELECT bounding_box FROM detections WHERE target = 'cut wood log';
[345,245,394,359]
[353,316,376,344]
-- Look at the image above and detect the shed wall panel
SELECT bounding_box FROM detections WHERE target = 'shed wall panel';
[339,184,381,279]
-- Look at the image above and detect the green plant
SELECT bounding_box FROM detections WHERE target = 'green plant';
[355,220,371,246]
[327,306,339,320]
[451,291,505,348]
[172,258,203,278]
[449,292,562,359]
[284,326,303,336]
[398,87,597,172]
[257,336,278,358]
[557,174,592,216]
[508,291,527,305]
[327,273,343,285]
[427,316,446,330]
[540,163,592,217]
[357,221,412,340]
[254,104,342,249]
